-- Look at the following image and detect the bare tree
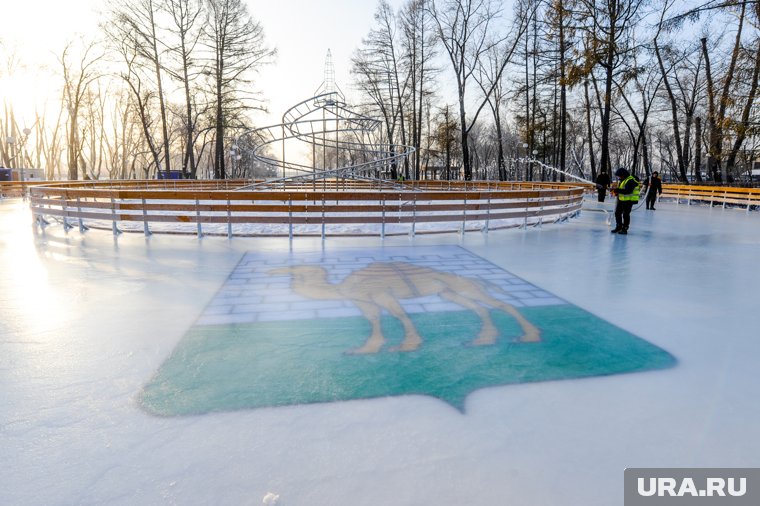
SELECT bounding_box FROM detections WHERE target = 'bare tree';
[577,0,645,175]
[59,39,103,180]
[106,0,173,175]
[724,8,760,173]
[429,0,528,180]
[654,13,705,183]
[352,1,410,179]
[475,43,510,180]
[546,0,576,179]
[204,0,275,179]
[164,0,205,178]
[433,104,461,179]
[400,0,439,180]
[664,0,760,181]
[612,46,663,178]
[108,31,165,175]
[0,42,26,168]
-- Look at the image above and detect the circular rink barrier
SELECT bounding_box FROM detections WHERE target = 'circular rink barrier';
[28,179,584,238]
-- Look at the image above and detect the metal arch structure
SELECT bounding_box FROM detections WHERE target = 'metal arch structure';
[231,51,591,191]
[235,89,415,191]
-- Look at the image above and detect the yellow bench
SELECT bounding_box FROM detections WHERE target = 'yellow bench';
[660,184,760,211]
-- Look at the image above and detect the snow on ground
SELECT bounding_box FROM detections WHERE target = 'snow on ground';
[1,196,759,505]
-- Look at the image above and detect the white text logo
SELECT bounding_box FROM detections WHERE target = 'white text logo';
[637,477,747,497]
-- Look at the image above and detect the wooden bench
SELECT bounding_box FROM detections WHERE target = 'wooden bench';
[660,184,760,211]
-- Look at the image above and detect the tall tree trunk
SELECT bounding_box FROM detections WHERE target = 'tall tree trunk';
[599,20,615,176]
[529,10,538,181]
[149,2,170,174]
[701,2,745,182]
[641,127,651,177]
[654,39,688,182]
[183,74,196,178]
[458,89,470,180]
[726,36,760,171]
[410,38,418,180]
[558,3,567,182]
[682,113,693,173]
[214,73,225,179]
[701,37,720,181]
[716,0,746,180]
[416,9,426,182]
[495,105,505,181]
[694,116,702,182]
[584,78,597,180]
[67,108,79,180]
[524,25,530,181]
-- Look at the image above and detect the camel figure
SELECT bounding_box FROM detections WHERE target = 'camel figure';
[270,262,540,354]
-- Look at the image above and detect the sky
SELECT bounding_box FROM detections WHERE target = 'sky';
[1,0,406,127]
[253,0,407,121]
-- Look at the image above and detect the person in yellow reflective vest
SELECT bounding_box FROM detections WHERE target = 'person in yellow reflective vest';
[610,167,640,235]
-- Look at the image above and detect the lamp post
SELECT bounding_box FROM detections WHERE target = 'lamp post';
[532,149,538,181]
[522,143,529,181]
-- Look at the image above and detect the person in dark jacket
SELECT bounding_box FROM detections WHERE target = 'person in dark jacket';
[644,171,663,210]
[595,170,611,202]
[610,167,640,235]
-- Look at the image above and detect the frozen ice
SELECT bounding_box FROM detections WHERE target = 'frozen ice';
[2,196,760,505]
[263,492,280,505]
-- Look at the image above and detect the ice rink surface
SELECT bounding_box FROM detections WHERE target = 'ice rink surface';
[2,197,759,505]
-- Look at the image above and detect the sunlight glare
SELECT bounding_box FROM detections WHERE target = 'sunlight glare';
[0,206,67,336]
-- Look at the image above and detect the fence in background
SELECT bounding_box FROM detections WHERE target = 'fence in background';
[24,179,584,238]
[661,184,760,211]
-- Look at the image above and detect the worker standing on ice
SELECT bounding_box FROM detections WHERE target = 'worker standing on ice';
[595,169,611,202]
[610,167,640,235]
[643,171,663,210]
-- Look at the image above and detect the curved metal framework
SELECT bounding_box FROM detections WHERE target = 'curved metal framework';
[237,90,415,191]
[17,60,593,238]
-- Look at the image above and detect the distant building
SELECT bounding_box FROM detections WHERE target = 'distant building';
[157,170,184,180]
[0,168,44,181]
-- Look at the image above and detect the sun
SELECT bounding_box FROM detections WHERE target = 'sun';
[0,68,62,138]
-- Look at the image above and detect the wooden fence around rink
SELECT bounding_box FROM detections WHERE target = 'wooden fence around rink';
[24,179,584,238]
[0,181,51,198]
[660,184,760,210]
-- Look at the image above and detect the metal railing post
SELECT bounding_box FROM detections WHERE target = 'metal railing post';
[484,192,490,234]
[196,198,203,238]
[110,197,121,235]
[321,195,325,240]
[62,196,72,232]
[227,198,232,239]
[289,198,293,240]
[461,193,467,234]
[77,196,87,232]
[142,198,151,236]
[381,197,386,239]
[411,191,416,238]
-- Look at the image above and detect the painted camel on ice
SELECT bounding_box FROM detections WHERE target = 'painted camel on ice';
[270,262,540,354]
